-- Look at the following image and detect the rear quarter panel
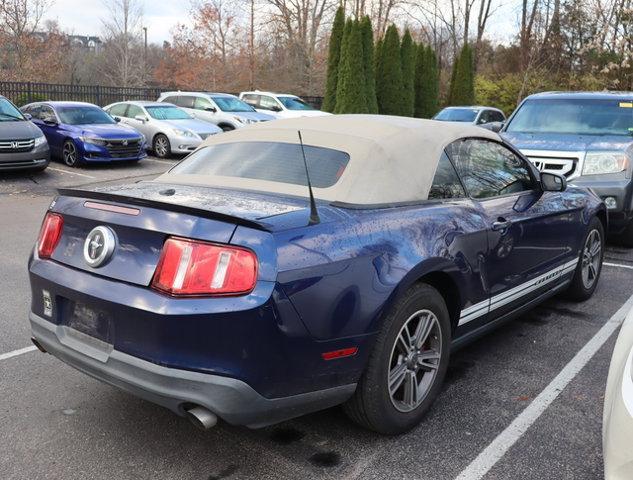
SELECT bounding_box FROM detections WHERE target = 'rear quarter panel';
[275,200,490,341]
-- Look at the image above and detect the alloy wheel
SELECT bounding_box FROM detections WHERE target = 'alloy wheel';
[581,229,602,289]
[388,309,442,413]
[63,141,77,166]
[154,136,169,157]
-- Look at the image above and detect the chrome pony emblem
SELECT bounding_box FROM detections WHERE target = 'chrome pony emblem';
[83,226,116,268]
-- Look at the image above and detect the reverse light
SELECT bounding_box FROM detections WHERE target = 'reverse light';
[37,212,63,258]
[152,237,257,296]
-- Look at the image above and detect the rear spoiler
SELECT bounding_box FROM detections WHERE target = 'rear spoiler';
[57,188,272,232]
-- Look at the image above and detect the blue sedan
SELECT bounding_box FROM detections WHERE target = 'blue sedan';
[21,101,147,167]
[28,115,605,434]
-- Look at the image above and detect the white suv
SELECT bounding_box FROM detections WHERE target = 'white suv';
[239,91,331,119]
[157,92,275,131]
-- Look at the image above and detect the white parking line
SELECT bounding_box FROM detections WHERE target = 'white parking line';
[604,262,633,270]
[0,345,37,362]
[455,292,633,480]
[46,167,96,179]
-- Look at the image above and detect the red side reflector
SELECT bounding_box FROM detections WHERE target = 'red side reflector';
[84,201,140,216]
[37,212,64,258]
[321,347,358,361]
[151,237,258,297]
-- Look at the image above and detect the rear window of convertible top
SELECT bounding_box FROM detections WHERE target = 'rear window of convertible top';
[170,141,350,188]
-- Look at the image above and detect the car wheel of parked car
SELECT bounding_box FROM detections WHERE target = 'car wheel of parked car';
[344,283,451,435]
[153,134,171,158]
[567,217,604,301]
[62,140,80,167]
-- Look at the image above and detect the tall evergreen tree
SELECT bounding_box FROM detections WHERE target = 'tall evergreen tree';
[448,44,475,106]
[360,16,378,114]
[335,20,368,113]
[414,44,440,118]
[400,29,416,117]
[322,7,345,113]
[376,25,403,115]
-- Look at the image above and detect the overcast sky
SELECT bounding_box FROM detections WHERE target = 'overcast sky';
[42,0,519,45]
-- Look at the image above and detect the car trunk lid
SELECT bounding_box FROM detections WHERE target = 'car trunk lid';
[48,182,303,286]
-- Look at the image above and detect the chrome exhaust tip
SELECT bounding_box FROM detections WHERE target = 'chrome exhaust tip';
[31,337,47,353]
[185,406,217,430]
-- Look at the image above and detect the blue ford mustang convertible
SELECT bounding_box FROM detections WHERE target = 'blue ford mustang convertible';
[28,116,606,434]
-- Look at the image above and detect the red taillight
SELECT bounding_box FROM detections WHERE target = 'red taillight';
[37,213,63,258]
[151,237,257,296]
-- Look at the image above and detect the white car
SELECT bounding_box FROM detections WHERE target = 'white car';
[603,305,633,479]
[239,91,331,119]
[157,92,275,131]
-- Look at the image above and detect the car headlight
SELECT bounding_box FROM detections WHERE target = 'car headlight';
[172,128,196,138]
[33,135,47,148]
[582,151,628,175]
[80,136,107,146]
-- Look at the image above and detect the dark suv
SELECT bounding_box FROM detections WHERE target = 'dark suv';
[0,95,50,172]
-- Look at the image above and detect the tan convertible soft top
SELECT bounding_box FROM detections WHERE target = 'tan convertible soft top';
[156,114,501,205]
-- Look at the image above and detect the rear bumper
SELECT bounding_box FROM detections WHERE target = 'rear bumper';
[31,312,356,428]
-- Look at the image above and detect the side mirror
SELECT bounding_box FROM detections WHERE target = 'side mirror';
[272,105,282,112]
[134,115,148,123]
[483,121,504,132]
[43,118,57,126]
[113,116,121,122]
[204,106,217,112]
[23,113,32,120]
[541,172,567,192]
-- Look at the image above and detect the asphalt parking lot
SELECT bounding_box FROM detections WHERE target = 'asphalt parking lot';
[1,159,633,480]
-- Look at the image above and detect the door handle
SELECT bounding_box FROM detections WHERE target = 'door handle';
[492,218,512,231]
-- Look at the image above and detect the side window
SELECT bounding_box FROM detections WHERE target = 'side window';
[491,110,505,122]
[127,105,144,118]
[478,110,492,124]
[259,96,280,110]
[108,103,128,117]
[429,152,466,199]
[194,96,212,110]
[447,139,534,199]
[177,96,195,108]
[242,94,259,107]
[40,106,56,122]
[162,96,178,105]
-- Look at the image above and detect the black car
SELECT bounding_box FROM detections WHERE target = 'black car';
[0,95,50,172]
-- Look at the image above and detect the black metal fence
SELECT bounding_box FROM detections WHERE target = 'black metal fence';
[0,81,324,109]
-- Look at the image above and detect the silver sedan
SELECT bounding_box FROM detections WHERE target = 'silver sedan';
[103,101,222,158]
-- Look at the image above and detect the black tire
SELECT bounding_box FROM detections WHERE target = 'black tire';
[566,216,604,301]
[62,139,80,167]
[153,134,171,158]
[344,283,451,435]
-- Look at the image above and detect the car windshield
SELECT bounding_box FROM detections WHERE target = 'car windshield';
[211,96,255,112]
[146,106,191,120]
[278,96,315,111]
[57,106,115,125]
[434,108,478,122]
[506,98,633,136]
[170,141,349,188]
[0,98,26,121]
